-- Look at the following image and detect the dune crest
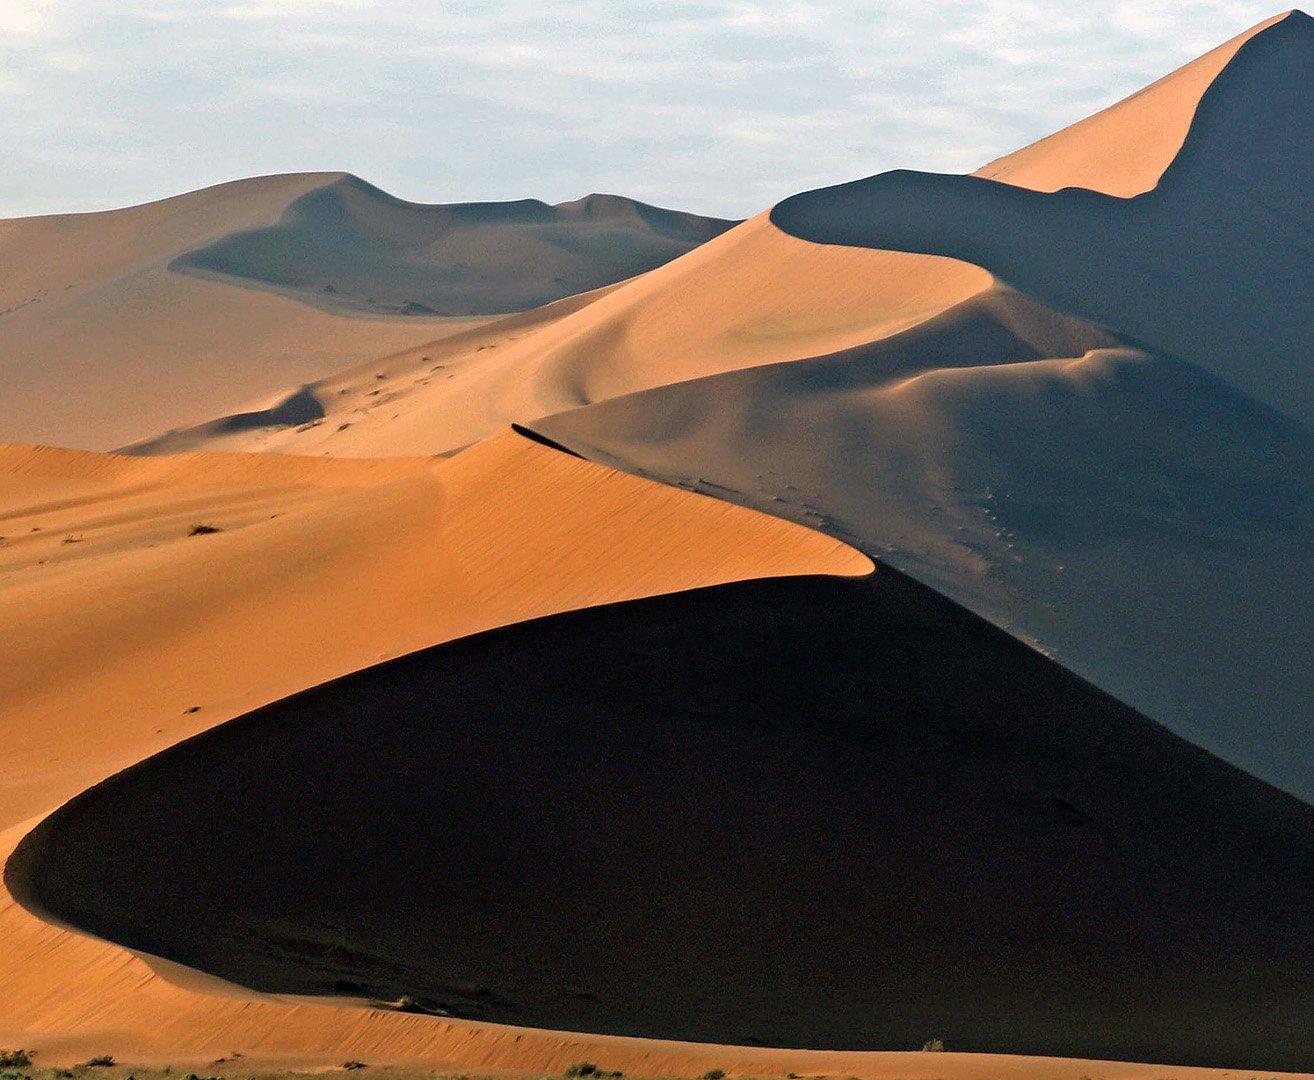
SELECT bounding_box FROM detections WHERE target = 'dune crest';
[171,175,736,318]
[976,12,1291,195]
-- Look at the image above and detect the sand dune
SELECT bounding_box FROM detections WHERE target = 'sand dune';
[773,11,1314,427]
[0,174,727,452]
[0,430,877,1067]
[12,568,1314,1070]
[120,14,1292,461]
[0,173,473,451]
[534,298,1314,800]
[2,8,1311,1079]
[0,430,866,829]
[174,176,736,317]
[125,215,995,458]
[975,13,1288,195]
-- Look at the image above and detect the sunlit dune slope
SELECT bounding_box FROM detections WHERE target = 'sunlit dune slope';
[976,12,1288,194]
[125,214,994,458]
[0,431,866,830]
[13,570,1314,1070]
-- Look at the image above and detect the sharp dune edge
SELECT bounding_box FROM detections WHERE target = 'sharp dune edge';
[2,9,1313,1080]
[0,431,872,1065]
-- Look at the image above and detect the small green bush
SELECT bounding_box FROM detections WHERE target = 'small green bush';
[81,1056,116,1068]
[702,1070,727,1080]
[0,1054,31,1070]
[563,1065,598,1078]
[921,1039,946,1052]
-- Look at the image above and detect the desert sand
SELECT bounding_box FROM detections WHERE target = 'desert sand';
[0,175,729,451]
[1,7,1312,1080]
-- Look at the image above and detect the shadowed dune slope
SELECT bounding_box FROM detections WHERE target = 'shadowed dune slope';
[173,176,736,317]
[11,570,1314,1070]
[0,431,866,830]
[532,286,1314,801]
[772,11,1314,428]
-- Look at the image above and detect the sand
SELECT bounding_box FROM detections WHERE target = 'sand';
[0,175,729,452]
[0,430,878,1067]
[13,572,1314,1069]
[1,8,1312,1079]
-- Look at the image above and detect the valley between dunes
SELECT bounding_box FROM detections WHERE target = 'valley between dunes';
[2,8,1313,1080]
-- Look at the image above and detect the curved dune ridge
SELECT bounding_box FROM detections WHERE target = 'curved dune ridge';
[115,13,1291,463]
[532,284,1314,802]
[10,571,1314,1070]
[0,429,879,1068]
[172,175,737,317]
[123,214,995,460]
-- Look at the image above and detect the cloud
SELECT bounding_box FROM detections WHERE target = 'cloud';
[0,0,1284,219]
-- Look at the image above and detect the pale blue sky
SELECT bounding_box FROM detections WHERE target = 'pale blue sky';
[0,0,1284,219]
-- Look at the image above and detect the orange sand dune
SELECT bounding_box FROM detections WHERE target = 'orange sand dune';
[0,431,867,829]
[12,571,1314,1068]
[0,430,875,1068]
[0,173,475,451]
[121,13,1286,461]
[124,216,994,459]
[976,13,1288,195]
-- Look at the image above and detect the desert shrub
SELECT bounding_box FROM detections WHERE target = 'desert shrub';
[563,1065,598,1078]
[81,1056,116,1068]
[921,1039,945,1052]
[702,1070,727,1079]
[0,1055,31,1070]
[188,523,221,536]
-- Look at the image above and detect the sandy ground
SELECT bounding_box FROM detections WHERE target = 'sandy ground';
[0,430,873,1068]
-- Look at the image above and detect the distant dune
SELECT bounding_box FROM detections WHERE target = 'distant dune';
[173,175,736,317]
[0,174,730,450]
[773,11,1314,427]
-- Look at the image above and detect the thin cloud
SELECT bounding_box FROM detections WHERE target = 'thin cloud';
[0,0,1285,219]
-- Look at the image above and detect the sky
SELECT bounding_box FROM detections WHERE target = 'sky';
[0,0,1284,220]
